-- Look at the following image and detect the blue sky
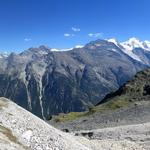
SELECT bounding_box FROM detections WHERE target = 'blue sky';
[0,0,150,52]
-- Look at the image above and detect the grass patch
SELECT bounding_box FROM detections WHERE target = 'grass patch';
[53,111,87,122]
[95,96,130,112]
[53,96,131,123]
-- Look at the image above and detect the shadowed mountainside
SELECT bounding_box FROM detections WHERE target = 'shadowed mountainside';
[50,68,150,131]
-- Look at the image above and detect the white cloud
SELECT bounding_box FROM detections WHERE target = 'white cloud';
[64,33,70,37]
[88,33,103,38]
[88,33,93,37]
[64,33,75,37]
[71,27,80,32]
[24,38,31,42]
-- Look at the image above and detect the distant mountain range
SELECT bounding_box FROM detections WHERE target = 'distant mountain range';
[0,38,149,119]
[108,37,150,65]
[0,52,9,59]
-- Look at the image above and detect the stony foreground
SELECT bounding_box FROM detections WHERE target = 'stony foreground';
[74,123,150,150]
[0,97,150,150]
[0,97,90,150]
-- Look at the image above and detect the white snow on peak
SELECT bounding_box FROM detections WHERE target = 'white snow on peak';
[108,37,150,52]
[106,38,147,62]
[51,48,73,51]
[51,45,84,52]
[50,48,59,51]
[121,47,142,62]
[118,38,150,62]
[143,40,150,51]
[119,38,145,62]
[120,37,145,51]
[0,52,9,59]
[74,45,84,48]
[107,38,119,46]
[107,37,150,62]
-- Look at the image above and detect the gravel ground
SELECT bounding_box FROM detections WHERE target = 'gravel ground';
[50,101,150,131]
[73,122,150,150]
[1,97,150,150]
[0,97,90,150]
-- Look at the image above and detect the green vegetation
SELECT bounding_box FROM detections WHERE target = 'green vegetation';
[52,96,131,122]
[97,96,130,111]
[53,112,87,122]
[51,68,150,123]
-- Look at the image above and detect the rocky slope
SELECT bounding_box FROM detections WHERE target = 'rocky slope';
[0,39,149,119]
[0,97,149,150]
[0,97,90,150]
[50,68,150,131]
[74,122,150,150]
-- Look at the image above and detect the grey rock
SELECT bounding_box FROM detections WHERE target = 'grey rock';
[0,97,90,150]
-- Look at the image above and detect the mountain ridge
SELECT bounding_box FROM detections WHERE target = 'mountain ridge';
[0,38,149,119]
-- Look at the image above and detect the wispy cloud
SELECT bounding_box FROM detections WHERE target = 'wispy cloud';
[64,33,75,37]
[24,38,31,42]
[71,27,80,32]
[88,33,103,38]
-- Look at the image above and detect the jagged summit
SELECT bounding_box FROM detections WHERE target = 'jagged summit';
[107,37,150,51]
[120,37,144,51]
[20,45,51,56]
[107,38,119,46]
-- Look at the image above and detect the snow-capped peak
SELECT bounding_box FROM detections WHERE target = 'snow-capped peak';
[51,48,73,51]
[74,45,84,48]
[0,52,9,59]
[51,45,84,51]
[107,38,119,46]
[118,38,150,63]
[120,37,145,51]
[127,37,140,43]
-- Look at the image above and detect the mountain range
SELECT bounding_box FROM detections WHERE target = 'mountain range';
[0,38,150,119]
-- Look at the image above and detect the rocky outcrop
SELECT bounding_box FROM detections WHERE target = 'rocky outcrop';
[74,123,149,150]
